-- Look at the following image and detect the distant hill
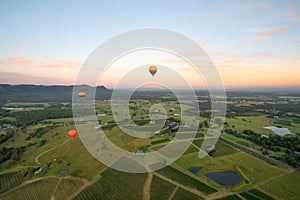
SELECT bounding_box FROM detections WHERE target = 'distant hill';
[0,84,112,102]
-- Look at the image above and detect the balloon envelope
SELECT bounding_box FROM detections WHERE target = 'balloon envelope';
[149,66,157,76]
[68,130,77,138]
[78,92,86,98]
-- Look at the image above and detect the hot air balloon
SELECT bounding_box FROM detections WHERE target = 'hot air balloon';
[68,130,77,138]
[149,66,157,76]
[78,92,86,100]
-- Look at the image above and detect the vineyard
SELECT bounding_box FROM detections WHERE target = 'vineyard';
[73,168,147,200]
[1,178,59,200]
[0,171,24,194]
[53,178,85,200]
[172,188,204,200]
[150,175,175,200]
[156,166,217,195]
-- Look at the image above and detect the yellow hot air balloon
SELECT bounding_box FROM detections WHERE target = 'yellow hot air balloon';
[149,66,157,76]
[78,92,86,100]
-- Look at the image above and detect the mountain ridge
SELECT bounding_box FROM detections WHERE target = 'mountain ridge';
[0,84,111,102]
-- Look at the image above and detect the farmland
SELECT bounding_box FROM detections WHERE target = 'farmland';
[0,177,59,200]
[156,166,217,195]
[0,89,300,199]
[150,175,176,200]
[173,188,204,200]
[53,178,86,200]
[0,170,24,194]
[73,168,147,200]
[262,171,300,200]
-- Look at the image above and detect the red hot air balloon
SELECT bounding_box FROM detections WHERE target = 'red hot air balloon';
[68,130,77,138]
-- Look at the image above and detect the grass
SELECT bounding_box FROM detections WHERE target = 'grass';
[0,171,24,194]
[1,123,105,181]
[43,117,74,123]
[53,178,84,200]
[156,166,217,195]
[212,141,239,157]
[73,168,147,200]
[104,127,150,152]
[226,118,251,125]
[176,151,285,191]
[262,171,300,200]
[150,138,170,145]
[231,116,273,134]
[38,138,106,180]
[192,139,204,148]
[0,177,59,200]
[173,188,204,200]
[221,133,240,142]
[150,175,175,200]
[183,144,199,155]
[192,139,238,157]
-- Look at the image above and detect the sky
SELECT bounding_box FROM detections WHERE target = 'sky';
[0,0,299,88]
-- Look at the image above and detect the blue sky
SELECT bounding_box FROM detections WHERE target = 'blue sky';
[0,0,299,87]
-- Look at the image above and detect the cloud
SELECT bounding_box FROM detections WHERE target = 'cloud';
[282,5,300,21]
[0,57,81,69]
[255,24,294,40]
[291,37,300,42]
[0,71,74,85]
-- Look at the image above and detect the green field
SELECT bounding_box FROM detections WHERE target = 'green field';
[228,116,273,134]
[221,133,240,142]
[176,151,286,190]
[156,166,217,195]
[38,138,106,180]
[150,175,175,200]
[192,139,239,157]
[183,144,199,155]
[226,118,251,125]
[262,171,300,200]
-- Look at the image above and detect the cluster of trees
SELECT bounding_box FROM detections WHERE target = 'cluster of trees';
[224,128,300,167]
[7,108,73,127]
[0,146,26,166]
[0,127,52,168]
[254,102,300,114]
[0,129,14,144]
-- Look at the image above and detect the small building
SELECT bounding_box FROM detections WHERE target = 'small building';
[34,168,42,175]
[168,122,179,132]
[205,144,216,154]
[95,125,101,130]
[135,150,145,156]
[261,134,269,139]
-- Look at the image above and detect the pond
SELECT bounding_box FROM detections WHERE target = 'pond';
[264,126,293,136]
[205,171,242,187]
[188,167,202,174]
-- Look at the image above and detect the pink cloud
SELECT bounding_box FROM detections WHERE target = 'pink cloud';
[255,24,294,40]
[0,71,74,85]
[0,57,81,69]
